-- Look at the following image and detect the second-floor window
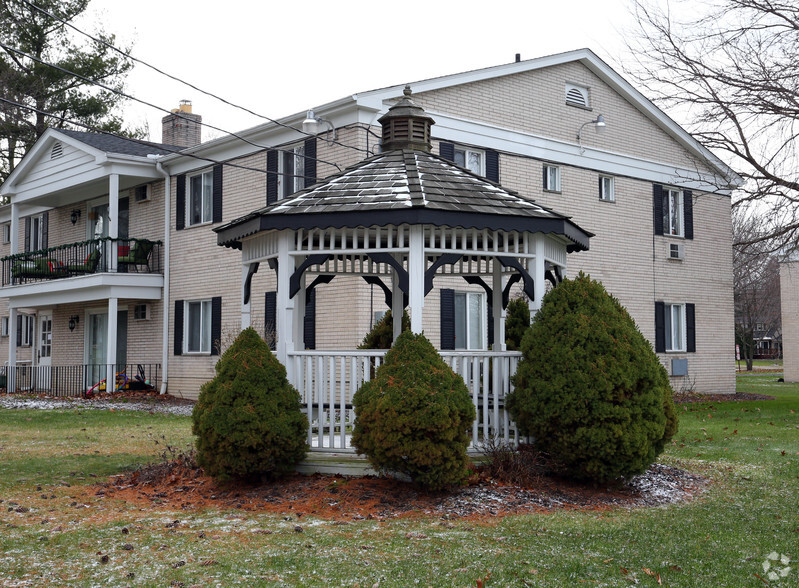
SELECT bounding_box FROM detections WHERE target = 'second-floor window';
[599,176,615,202]
[185,299,212,353]
[543,165,561,192]
[454,147,485,176]
[188,170,213,226]
[281,144,306,199]
[663,189,684,237]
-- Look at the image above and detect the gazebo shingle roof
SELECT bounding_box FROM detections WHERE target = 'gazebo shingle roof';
[215,149,593,252]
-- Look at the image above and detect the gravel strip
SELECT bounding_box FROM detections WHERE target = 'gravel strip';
[0,394,194,416]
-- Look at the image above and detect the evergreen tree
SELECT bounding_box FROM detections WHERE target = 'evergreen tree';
[0,0,140,182]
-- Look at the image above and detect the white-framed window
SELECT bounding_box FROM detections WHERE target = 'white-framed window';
[454,147,485,176]
[1,316,8,337]
[664,303,686,352]
[565,83,590,108]
[2,224,10,244]
[543,165,561,192]
[599,176,615,202]
[662,188,684,237]
[454,291,486,350]
[30,215,45,251]
[184,299,212,353]
[18,314,34,347]
[280,144,306,199]
[133,303,150,321]
[187,170,213,226]
[755,322,765,332]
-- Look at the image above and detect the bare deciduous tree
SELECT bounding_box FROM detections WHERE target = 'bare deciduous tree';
[626,0,799,254]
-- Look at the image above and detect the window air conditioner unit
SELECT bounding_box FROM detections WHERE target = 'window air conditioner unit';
[134,185,151,203]
[669,243,684,260]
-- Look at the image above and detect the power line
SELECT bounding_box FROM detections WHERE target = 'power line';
[0,95,334,182]
[15,0,371,158]
[0,39,349,175]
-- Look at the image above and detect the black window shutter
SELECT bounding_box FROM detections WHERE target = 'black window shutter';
[543,166,548,190]
[485,149,499,182]
[304,138,317,188]
[266,150,278,205]
[41,212,48,249]
[439,142,455,162]
[212,165,223,223]
[24,217,31,252]
[173,300,183,355]
[304,289,316,350]
[176,175,186,230]
[118,198,129,239]
[265,291,277,351]
[598,177,603,199]
[686,303,696,352]
[210,296,222,356]
[440,289,455,350]
[683,190,694,240]
[653,184,664,236]
[16,314,22,347]
[654,301,665,352]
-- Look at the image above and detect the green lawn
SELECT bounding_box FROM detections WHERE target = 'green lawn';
[0,378,797,587]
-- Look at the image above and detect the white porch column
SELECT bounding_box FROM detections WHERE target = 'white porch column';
[241,264,252,330]
[530,234,547,316]
[492,259,506,351]
[408,225,425,334]
[8,307,17,392]
[10,203,19,256]
[106,297,118,390]
[275,232,295,378]
[392,257,403,342]
[108,174,119,272]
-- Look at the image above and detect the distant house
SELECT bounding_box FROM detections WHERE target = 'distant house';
[0,48,741,403]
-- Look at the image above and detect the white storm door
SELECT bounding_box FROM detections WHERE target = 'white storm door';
[36,311,53,391]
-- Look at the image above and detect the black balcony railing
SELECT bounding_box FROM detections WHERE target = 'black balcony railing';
[0,363,161,398]
[1,238,162,286]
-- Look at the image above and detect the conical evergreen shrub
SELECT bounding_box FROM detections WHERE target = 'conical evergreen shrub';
[505,297,531,351]
[192,327,308,480]
[357,310,411,349]
[352,331,476,490]
[506,272,677,483]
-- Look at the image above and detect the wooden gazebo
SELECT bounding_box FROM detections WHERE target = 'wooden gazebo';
[215,87,592,460]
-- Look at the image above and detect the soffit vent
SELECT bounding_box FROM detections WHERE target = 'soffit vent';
[565,84,589,108]
[50,141,63,159]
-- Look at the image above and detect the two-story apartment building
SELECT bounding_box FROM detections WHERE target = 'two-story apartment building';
[0,49,740,400]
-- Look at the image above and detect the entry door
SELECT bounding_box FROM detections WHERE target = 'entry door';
[36,311,53,391]
[86,310,128,388]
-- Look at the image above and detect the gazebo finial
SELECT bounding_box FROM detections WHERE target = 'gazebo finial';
[378,84,435,152]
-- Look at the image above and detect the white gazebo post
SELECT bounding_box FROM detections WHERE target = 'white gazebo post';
[275,231,295,380]
[408,225,425,333]
[530,234,547,316]
[492,258,506,351]
[241,263,252,330]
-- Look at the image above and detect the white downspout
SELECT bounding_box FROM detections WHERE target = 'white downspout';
[155,160,171,395]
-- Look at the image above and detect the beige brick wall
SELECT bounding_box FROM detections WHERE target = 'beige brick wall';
[781,261,799,382]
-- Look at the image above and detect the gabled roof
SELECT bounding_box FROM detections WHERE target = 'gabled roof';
[216,148,592,252]
[56,129,180,158]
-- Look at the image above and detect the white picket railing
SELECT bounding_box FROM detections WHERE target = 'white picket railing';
[287,349,524,452]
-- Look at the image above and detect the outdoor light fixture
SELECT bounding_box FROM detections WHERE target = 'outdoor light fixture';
[70,209,81,225]
[577,114,606,154]
[68,315,79,332]
[302,109,337,142]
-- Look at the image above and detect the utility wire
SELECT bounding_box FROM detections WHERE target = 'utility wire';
[0,95,326,181]
[0,39,347,173]
[15,0,371,158]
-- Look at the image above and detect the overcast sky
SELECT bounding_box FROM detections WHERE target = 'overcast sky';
[79,0,640,143]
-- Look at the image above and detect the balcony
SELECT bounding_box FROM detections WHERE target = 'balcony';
[1,238,162,286]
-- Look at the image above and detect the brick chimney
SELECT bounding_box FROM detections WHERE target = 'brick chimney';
[161,100,202,148]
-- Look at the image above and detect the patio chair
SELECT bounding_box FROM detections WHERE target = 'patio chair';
[67,248,102,274]
[117,240,154,272]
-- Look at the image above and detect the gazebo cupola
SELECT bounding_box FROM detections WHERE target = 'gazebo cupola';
[378,85,435,152]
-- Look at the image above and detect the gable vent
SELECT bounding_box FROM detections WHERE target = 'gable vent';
[50,142,63,159]
[565,84,589,108]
